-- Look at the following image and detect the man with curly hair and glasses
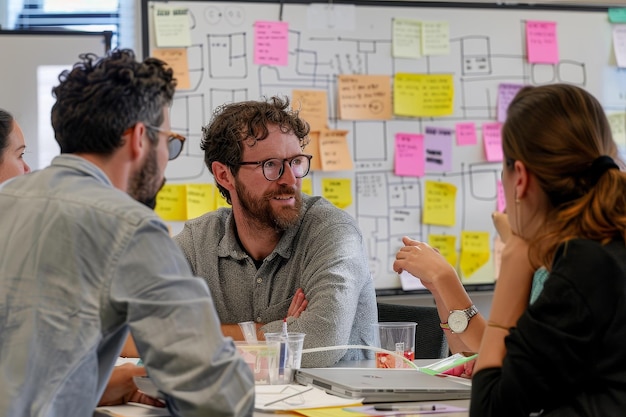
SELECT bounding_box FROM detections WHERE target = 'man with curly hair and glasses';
[173,96,378,368]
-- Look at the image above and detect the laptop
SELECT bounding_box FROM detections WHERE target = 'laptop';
[295,368,471,403]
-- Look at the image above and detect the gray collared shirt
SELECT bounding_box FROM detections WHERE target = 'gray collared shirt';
[0,154,254,417]
[175,194,378,368]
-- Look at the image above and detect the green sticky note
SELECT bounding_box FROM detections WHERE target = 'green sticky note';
[609,8,626,23]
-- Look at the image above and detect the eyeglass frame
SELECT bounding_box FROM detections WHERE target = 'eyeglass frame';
[235,154,313,181]
[144,124,186,160]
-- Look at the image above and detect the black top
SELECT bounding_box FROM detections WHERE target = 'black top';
[471,239,626,417]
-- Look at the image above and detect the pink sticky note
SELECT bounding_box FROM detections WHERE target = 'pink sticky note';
[395,133,424,177]
[497,83,524,123]
[424,126,453,172]
[496,179,506,213]
[526,21,559,64]
[254,20,289,66]
[482,122,503,162]
[455,122,476,146]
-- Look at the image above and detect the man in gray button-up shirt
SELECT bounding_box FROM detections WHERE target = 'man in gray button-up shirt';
[174,97,378,368]
[0,49,253,417]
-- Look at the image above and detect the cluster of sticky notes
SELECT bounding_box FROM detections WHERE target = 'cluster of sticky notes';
[151,6,193,91]
[155,183,228,221]
[392,18,450,59]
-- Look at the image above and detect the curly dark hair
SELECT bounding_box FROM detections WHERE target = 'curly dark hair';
[201,96,310,204]
[0,109,14,163]
[51,48,176,155]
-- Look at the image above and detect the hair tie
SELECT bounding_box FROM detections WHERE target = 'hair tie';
[588,155,619,185]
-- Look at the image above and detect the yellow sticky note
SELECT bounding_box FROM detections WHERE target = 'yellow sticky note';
[321,178,352,209]
[428,234,457,268]
[421,21,450,56]
[423,180,457,227]
[319,130,354,171]
[295,407,367,417]
[186,184,215,219]
[393,18,422,59]
[460,231,491,278]
[607,112,626,148]
[155,184,187,221]
[393,73,454,117]
[301,178,313,196]
[215,187,231,209]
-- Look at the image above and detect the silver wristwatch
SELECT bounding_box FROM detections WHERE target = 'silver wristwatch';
[440,305,478,334]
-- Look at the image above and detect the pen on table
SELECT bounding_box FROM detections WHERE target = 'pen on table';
[373,404,440,411]
[263,387,313,407]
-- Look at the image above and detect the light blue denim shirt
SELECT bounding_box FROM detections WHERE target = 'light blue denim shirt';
[0,155,254,417]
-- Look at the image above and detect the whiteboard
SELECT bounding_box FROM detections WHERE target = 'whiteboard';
[143,1,626,292]
[0,30,111,170]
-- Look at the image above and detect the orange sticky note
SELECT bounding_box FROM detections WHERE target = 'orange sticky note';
[292,89,329,131]
[151,48,191,90]
[305,131,322,172]
[319,130,353,171]
[337,74,392,120]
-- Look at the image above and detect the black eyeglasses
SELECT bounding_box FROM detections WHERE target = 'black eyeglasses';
[145,125,186,160]
[236,154,313,181]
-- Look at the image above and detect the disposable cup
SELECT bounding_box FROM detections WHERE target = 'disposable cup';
[238,321,258,343]
[264,332,306,384]
[235,340,280,385]
[372,322,416,368]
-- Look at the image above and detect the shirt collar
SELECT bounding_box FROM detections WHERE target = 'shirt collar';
[50,154,113,186]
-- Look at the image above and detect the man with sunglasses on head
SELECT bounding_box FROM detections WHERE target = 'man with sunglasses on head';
[0,49,253,417]
[174,96,377,368]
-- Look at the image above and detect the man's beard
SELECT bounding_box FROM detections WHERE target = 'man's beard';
[128,145,164,209]
[235,181,303,231]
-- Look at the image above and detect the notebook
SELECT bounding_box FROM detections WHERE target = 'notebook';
[294,368,471,403]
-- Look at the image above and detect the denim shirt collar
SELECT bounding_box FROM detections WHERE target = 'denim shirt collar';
[50,154,113,187]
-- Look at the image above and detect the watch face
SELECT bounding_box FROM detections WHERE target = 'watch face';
[448,311,469,333]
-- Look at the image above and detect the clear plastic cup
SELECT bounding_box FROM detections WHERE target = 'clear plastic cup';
[238,321,258,343]
[372,322,416,368]
[264,332,306,384]
[235,340,280,385]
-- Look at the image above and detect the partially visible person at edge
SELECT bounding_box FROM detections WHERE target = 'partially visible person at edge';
[0,109,30,182]
[0,50,254,417]
[173,96,378,368]
[403,83,626,415]
[0,108,163,407]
